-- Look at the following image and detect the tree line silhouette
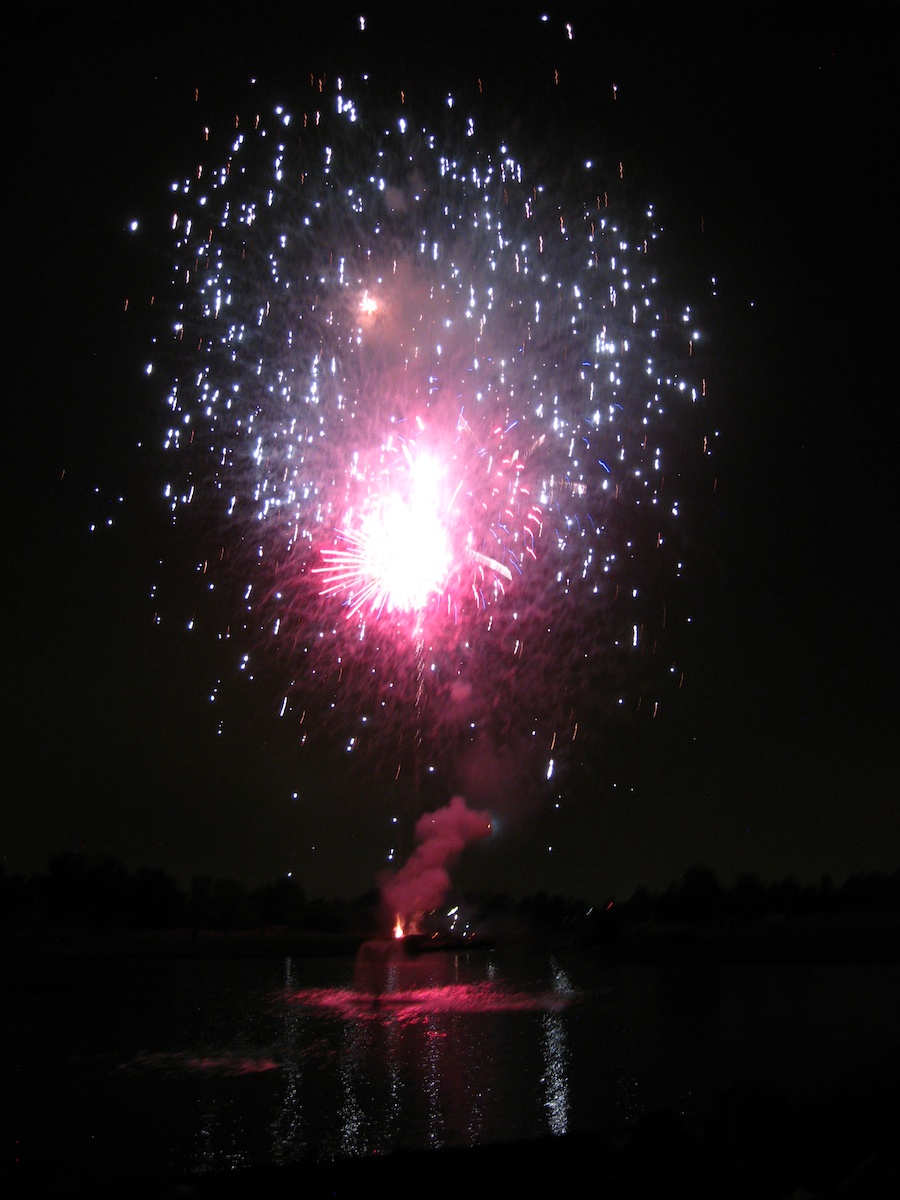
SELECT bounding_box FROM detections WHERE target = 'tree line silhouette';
[2,854,897,936]
[0,854,377,933]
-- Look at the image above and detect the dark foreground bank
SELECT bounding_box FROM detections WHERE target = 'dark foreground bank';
[8,1081,899,1200]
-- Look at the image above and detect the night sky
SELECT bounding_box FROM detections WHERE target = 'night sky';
[8,5,896,904]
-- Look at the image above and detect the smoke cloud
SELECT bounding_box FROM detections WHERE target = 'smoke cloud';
[381,795,492,923]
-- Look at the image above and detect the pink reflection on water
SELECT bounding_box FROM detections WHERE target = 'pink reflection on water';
[339,937,578,1018]
[289,983,575,1021]
[120,1050,280,1076]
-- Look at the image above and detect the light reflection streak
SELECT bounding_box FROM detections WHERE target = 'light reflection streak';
[270,958,305,1164]
[338,1019,367,1156]
[542,1011,569,1135]
[541,957,573,1135]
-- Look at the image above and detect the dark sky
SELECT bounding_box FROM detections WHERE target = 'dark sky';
[8,5,896,903]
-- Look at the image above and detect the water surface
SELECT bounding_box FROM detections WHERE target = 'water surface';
[5,945,898,1194]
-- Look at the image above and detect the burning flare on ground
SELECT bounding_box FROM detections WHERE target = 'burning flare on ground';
[381,795,493,933]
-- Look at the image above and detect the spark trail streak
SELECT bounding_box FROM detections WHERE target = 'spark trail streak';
[147,21,712,809]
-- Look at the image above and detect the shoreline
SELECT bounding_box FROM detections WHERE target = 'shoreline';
[3,911,899,964]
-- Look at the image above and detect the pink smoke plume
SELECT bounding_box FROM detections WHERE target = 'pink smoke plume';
[381,795,492,927]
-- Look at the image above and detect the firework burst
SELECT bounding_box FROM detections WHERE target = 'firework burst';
[146,37,712,805]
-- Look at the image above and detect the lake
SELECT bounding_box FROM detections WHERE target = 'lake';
[4,941,899,1197]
